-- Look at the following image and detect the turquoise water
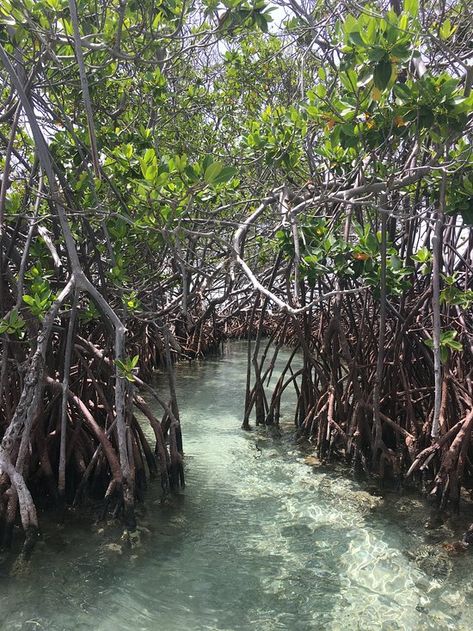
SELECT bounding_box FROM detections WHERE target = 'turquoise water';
[1,343,473,630]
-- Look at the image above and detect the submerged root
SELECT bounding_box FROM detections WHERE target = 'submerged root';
[243,308,473,530]
[0,320,198,552]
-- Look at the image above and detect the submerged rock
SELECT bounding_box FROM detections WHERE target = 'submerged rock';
[351,490,383,512]
[304,454,321,467]
[407,544,452,580]
[102,543,123,555]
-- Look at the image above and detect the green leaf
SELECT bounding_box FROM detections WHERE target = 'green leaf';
[306,105,319,117]
[367,46,386,63]
[184,165,199,182]
[439,18,454,40]
[213,166,237,184]
[145,164,158,182]
[348,31,364,47]
[398,14,409,31]
[22,295,36,306]
[342,14,358,35]
[340,70,358,92]
[390,43,411,61]
[123,144,134,158]
[155,171,169,187]
[255,12,268,33]
[204,161,224,184]
[366,233,378,253]
[393,83,411,101]
[173,154,187,172]
[315,83,327,98]
[412,246,432,263]
[403,0,418,17]
[202,154,213,171]
[386,25,399,46]
[364,18,377,44]
[454,94,473,114]
[427,330,463,362]
[115,359,128,373]
[373,59,392,90]
[142,148,156,165]
[440,347,448,364]
[0,309,25,336]
[463,176,473,196]
[441,330,460,346]
[390,255,402,270]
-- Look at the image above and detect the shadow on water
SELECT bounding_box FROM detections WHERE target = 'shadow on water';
[1,342,473,630]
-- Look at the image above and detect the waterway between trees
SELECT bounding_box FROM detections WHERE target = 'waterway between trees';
[1,342,473,630]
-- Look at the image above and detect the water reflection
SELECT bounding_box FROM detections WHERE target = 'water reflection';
[0,342,472,630]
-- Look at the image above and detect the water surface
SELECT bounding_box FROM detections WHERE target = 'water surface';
[1,343,473,630]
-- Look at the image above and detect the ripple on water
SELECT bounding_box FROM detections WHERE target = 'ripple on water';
[1,343,473,631]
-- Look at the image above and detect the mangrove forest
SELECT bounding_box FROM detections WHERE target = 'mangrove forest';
[0,0,473,627]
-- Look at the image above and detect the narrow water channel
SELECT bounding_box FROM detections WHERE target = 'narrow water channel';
[1,343,473,630]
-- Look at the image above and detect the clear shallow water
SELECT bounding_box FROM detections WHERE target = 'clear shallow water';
[1,343,473,630]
